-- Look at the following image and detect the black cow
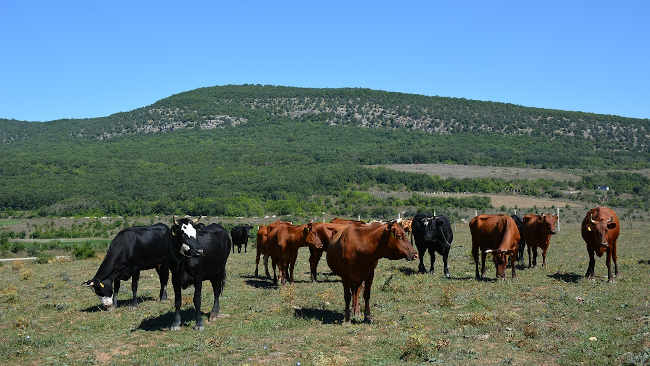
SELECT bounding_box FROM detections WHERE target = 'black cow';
[83,223,170,308]
[230,224,253,253]
[411,214,453,278]
[511,214,526,265]
[168,217,231,330]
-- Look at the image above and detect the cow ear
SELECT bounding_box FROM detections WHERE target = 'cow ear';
[192,217,200,224]
[173,216,178,225]
[607,222,617,230]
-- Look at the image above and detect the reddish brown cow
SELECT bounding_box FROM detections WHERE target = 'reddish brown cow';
[266,222,322,284]
[307,218,369,282]
[254,221,292,279]
[470,214,521,280]
[581,207,620,282]
[325,221,417,323]
[521,213,558,268]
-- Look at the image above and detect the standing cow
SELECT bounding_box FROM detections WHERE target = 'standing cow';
[521,213,558,268]
[581,207,620,282]
[168,217,231,330]
[411,214,453,278]
[266,222,322,284]
[230,224,253,253]
[470,214,520,280]
[83,223,171,309]
[326,221,417,323]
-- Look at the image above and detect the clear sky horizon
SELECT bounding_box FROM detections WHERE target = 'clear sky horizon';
[1,1,649,121]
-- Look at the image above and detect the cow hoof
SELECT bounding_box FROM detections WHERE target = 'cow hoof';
[194,325,204,331]
[160,295,168,301]
[171,325,181,331]
[607,278,615,283]
[363,317,373,324]
[445,273,451,279]
[209,314,218,322]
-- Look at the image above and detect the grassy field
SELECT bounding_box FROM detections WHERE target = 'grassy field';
[0,222,648,365]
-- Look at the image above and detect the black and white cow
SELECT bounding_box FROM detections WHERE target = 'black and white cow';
[83,223,171,308]
[230,224,253,253]
[511,214,526,265]
[168,217,231,330]
[412,214,454,278]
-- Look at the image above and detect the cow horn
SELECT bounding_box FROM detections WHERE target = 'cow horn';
[192,217,200,224]
[173,215,178,225]
[589,213,597,224]
[82,280,94,287]
[483,249,494,253]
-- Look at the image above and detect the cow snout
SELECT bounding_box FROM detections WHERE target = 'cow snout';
[408,251,418,261]
[100,296,113,307]
[600,242,609,248]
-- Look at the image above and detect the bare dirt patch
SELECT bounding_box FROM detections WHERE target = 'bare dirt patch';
[371,163,582,182]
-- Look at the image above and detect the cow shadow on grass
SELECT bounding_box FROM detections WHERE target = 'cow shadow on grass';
[398,267,418,276]
[80,296,157,312]
[245,279,278,289]
[135,309,198,331]
[294,307,344,324]
[547,272,582,283]
[397,266,472,280]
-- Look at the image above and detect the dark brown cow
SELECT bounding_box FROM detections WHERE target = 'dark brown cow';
[581,207,620,282]
[470,214,521,280]
[267,222,322,284]
[521,213,558,268]
[325,221,417,323]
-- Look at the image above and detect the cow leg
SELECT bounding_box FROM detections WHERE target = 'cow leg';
[429,250,436,274]
[238,244,241,254]
[309,248,323,282]
[417,246,426,273]
[289,253,297,283]
[244,240,247,253]
[171,274,182,330]
[585,248,596,279]
[518,241,526,265]
[264,255,271,279]
[271,257,278,284]
[480,252,487,278]
[255,249,261,277]
[527,244,532,268]
[112,279,121,309]
[612,241,618,278]
[363,273,375,323]
[351,284,362,321]
[209,278,223,322]
[156,264,169,301]
[343,282,352,322]
[442,251,451,279]
[131,271,140,307]
[232,243,235,254]
[541,247,548,268]
[511,254,516,279]
[473,246,480,280]
[193,280,204,330]
[606,248,613,283]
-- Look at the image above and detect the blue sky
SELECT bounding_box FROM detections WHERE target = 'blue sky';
[1,1,649,121]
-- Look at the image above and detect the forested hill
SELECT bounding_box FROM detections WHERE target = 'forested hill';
[1,85,648,152]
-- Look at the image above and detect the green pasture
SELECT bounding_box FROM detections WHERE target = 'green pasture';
[0,222,648,365]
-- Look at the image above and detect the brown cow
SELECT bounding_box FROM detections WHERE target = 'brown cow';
[470,214,520,280]
[325,221,417,323]
[306,218,370,282]
[581,207,620,282]
[521,213,558,268]
[254,220,293,280]
[266,222,322,284]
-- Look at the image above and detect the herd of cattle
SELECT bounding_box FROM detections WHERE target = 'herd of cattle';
[83,206,620,328]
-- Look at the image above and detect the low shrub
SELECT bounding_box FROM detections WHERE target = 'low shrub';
[72,242,96,259]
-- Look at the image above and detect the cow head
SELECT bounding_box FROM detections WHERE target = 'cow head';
[541,214,558,235]
[384,221,418,261]
[585,212,617,248]
[303,222,324,250]
[82,278,114,308]
[171,216,204,257]
[483,249,515,279]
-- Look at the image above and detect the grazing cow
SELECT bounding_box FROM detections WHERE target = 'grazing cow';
[326,221,417,323]
[230,224,253,253]
[411,214,453,277]
[521,213,558,268]
[581,207,620,282]
[470,214,520,280]
[266,222,322,284]
[168,217,231,330]
[83,224,171,308]
[510,215,526,265]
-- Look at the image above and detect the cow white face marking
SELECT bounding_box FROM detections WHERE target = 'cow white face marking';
[181,223,197,239]
[100,296,113,307]
[181,243,191,255]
